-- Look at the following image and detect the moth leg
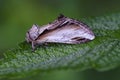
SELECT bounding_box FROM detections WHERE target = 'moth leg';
[32,41,37,51]
[44,42,48,45]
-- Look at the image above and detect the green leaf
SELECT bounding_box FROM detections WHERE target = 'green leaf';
[0,13,120,79]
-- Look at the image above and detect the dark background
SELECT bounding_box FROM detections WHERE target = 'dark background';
[0,0,120,80]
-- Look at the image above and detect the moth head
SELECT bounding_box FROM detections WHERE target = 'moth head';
[26,24,39,43]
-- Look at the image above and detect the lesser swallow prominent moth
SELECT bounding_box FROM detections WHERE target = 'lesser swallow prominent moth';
[26,15,95,50]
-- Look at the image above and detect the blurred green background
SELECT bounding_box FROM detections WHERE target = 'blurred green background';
[0,0,120,80]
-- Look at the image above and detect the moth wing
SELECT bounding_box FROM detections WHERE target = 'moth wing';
[38,21,63,35]
[38,15,70,35]
[36,24,95,44]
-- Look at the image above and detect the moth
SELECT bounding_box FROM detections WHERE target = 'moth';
[26,14,95,50]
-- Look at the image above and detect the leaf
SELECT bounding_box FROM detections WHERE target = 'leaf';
[0,13,120,79]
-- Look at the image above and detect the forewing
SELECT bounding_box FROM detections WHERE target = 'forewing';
[36,24,95,44]
[38,15,67,35]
